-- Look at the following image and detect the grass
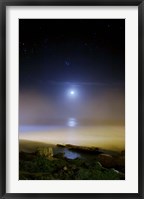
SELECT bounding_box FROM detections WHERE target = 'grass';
[19,150,125,180]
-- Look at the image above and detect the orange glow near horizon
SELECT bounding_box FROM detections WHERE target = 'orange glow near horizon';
[19,125,124,151]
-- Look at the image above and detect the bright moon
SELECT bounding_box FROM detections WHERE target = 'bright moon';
[66,88,78,98]
[70,91,74,95]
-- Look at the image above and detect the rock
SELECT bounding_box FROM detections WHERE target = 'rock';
[65,144,102,154]
[97,154,114,168]
[98,154,113,158]
[36,147,53,158]
[57,144,65,148]
[63,166,68,171]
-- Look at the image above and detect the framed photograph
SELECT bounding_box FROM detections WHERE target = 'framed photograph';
[0,0,143,198]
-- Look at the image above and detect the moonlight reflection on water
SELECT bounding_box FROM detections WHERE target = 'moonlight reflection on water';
[67,118,77,127]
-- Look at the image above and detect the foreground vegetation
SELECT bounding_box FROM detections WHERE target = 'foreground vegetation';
[19,148,125,180]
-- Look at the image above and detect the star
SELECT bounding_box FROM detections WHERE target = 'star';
[65,61,70,66]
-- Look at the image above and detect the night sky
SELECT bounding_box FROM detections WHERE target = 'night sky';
[19,19,125,149]
[20,19,125,88]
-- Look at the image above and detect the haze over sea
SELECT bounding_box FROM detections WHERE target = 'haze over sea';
[19,124,124,151]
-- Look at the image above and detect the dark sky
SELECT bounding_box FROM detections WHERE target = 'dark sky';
[19,19,125,89]
[19,19,125,126]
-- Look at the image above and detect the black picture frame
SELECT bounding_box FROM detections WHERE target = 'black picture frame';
[0,0,143,198]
